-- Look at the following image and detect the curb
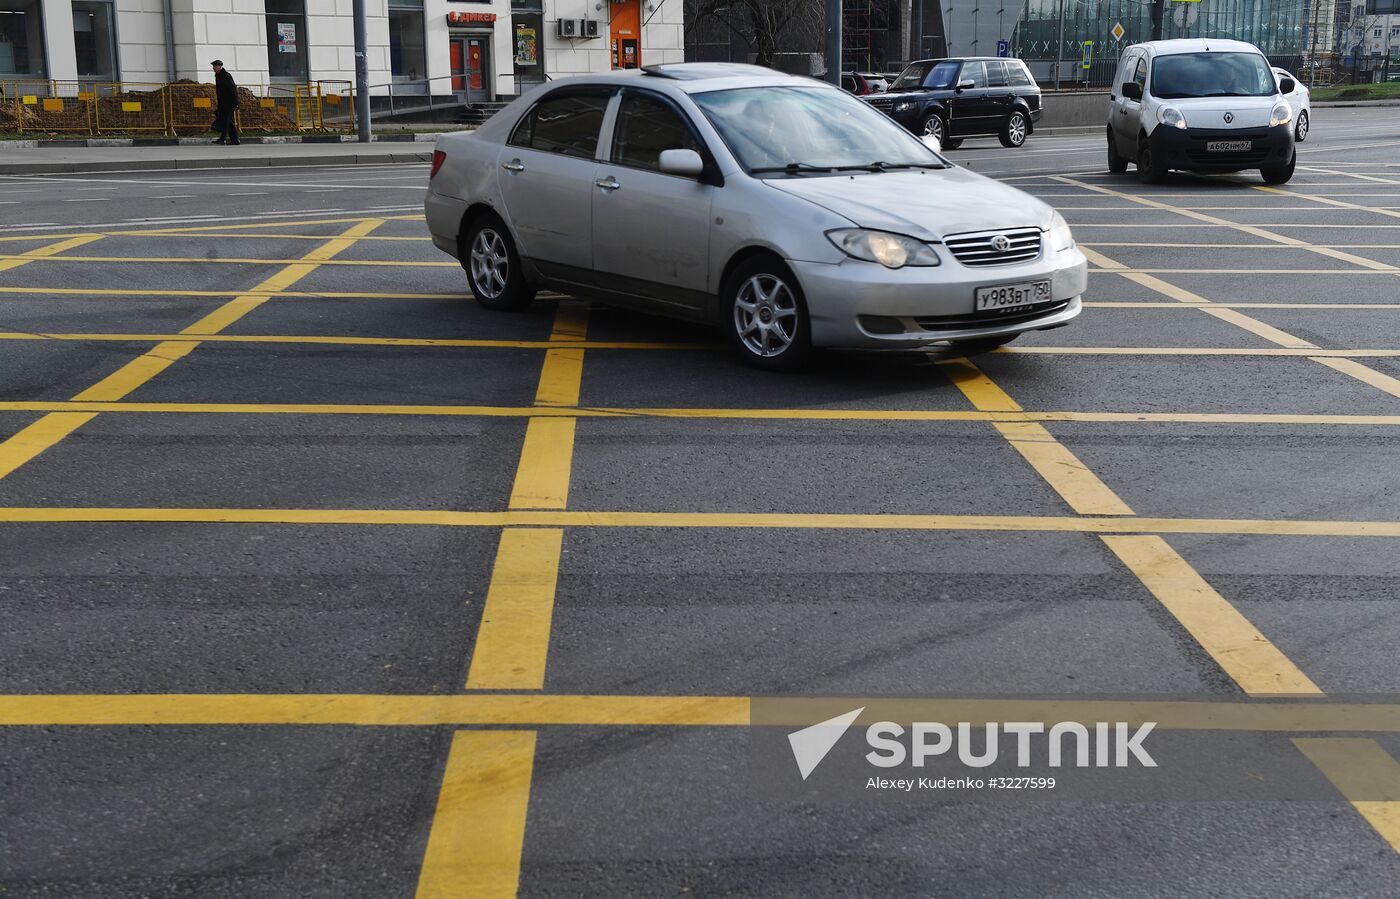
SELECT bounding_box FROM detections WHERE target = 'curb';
[1311,99,1400,107]
[0,150,436,175]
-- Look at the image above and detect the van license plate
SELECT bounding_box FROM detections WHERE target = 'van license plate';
[1206,140,1252,152]
[975,280,1051,311]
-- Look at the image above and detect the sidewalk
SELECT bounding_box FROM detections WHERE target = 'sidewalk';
[0,138,441,175]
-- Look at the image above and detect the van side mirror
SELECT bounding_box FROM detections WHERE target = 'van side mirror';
[1279,76,1295,94]
[1121,82,1142,101]
[658,148,704,178]
[956,78,975,91]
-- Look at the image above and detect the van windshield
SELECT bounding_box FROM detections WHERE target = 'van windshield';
[1150,52,1277,99]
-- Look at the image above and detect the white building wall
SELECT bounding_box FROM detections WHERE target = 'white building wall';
[642,0,686,65]
[115,0,172,83]
[41,0,80,81]
[172,0,269,84]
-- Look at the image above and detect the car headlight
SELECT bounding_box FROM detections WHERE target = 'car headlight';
[1159,106,1187,130]
[894,101,915,112]
[827,229,940,268]
[1270,101,1292,127]
[1048,212,1075,252]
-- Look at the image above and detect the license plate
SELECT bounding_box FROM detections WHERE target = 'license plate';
[975,280,1051,311]
[1206,140,1252,152]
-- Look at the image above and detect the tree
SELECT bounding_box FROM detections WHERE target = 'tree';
[685,0,825,68]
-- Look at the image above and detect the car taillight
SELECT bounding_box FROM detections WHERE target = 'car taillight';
[430,150,446,179]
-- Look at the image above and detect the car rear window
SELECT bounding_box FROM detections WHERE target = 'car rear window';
[1007,60,1034,86]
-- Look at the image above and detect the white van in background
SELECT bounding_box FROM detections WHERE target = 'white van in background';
[1107,39,1297,184]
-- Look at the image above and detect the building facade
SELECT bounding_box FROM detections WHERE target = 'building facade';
[0,0,685,99]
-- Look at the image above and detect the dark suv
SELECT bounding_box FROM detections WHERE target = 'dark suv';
[864,57,1042,149]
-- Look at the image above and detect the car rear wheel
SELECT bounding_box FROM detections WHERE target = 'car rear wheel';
[999,110,1028,148]
[1261,150,1296,185]
[920,113,946,146]
[1295,110,1309,142]
[461,214,535,311]
[1136,140,1167,184]
[725,256,810,372]
[1107,130,1129,173]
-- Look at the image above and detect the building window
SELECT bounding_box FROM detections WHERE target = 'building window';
[511,0,544,86]
[389,0,425,82]
[0,0,46,78]
[72,1,118,81]
[266,0,309,81]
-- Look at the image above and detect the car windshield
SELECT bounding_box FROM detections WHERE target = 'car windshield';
[890,60,960,90]
[1150,52,1277,99]
[691,86,943,174]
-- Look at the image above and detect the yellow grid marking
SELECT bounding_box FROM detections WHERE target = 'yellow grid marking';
[0,254,457,268]
[4,506,1400,537]
[465,529,565,691]
[0,234,106,273]
[1084,302,1400,309]
[941,359,1134,516]
[416,731,535,899]
[1102,536,1321,696]
[1256,185,1400,221]
[1294,738,1400,853]
[1313,358,1400,400]
[0,332,701,351]
[1196,307,1319,348]
[0,413,98,481]
[71,341,200,402]
[1120,273,1212,304]
[9,400,1400,426]
[509,420,577,509]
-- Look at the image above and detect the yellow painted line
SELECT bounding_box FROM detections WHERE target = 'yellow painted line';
[0,413,97,480]
[0,232,105,244]
[0,254,455,268]
[1302,246,1399,271]
[1101,535,1321,696]
[1073,223,1400,229]
[1294,738,1400,853]
[1256,185,1400,221]
[1084,242,1400,249]
[416,731,535,899]
[1093,269,1398,275]
[71,342,200,401]
[1196,307,1318,349]
[0,286,464,300]
[0,332,699,352]
[5,400,1400,427]
[4,506,1400,537]
[998,347,1400,357]
[1119,273,1212,304]
[1077,246,1127,270]
[941,359,1134,516]
[465,529,564,690]
[0,234,106,273]
[1314,357,1400,400]
[1085,302,1400,309]
[101,232,433,242]
[508,420,577,509]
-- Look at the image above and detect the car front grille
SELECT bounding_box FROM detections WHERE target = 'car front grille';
[864,96,895,112]
[913,299,1070,331]
[942,227,1042,266]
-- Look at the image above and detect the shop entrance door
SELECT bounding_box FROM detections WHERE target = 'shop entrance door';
[451,37,492,101]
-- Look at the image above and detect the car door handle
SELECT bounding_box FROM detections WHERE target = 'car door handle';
[594,176,620,192]
[502,159,525,172]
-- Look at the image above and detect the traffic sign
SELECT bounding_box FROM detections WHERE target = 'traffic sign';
[1111,22,1125,42]
[997,39,1009,57]
[1082,41,1093,70]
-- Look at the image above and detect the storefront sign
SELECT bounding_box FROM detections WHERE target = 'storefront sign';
[277,22,297,53]
[514,25,538,64]
[448,11,497,24]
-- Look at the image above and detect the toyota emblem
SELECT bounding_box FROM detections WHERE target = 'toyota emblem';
[1223,112,1234,123]
[990,234,1012,253]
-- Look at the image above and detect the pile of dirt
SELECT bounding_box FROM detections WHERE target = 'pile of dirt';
[166,79,299,132]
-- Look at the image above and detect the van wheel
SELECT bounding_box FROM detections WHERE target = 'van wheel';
[1294,110,1309,142]
[724,255,811,372]
[1136,141,1167,184]
[999,110,1028,148]
[1107,130,1128,173]
[1261,151,1296,185]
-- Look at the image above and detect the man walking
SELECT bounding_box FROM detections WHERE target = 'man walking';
[211,60,240,145]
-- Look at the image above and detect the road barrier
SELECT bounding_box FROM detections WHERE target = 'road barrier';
[1,79,354,136]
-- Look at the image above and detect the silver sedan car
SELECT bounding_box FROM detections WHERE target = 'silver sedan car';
[425,63,1086,369]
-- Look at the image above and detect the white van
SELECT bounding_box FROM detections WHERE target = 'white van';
[1107,39,1296,184]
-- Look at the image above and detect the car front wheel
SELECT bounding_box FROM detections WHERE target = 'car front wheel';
[461,214,535,311]
[920,113,946,145]
[999,110,1028,148]
[725,256,810,371]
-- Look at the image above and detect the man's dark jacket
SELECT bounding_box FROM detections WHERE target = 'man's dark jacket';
[215,69,239,111]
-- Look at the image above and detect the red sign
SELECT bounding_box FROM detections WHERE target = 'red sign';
[448,11,496,24]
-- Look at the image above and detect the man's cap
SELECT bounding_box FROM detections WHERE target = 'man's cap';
[211,60,224,66]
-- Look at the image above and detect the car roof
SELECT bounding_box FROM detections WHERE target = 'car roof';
[1129,38,1264,56]
[527,63,840,95]
[907,57,1017,65]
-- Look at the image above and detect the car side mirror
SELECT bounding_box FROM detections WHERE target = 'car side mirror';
[920,133,941,153]
[658,148,704,178]
[956,78,975,92]
[1279,76,1295,94]
[1121,82,1142,101]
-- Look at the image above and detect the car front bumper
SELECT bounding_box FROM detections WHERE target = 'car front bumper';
[790,246,1087,348]
[1151,123,1293,172]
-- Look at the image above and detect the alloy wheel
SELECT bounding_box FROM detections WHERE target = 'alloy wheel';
[469,228,509,300]
[1007,113,1026,145]
[733,273,799,358]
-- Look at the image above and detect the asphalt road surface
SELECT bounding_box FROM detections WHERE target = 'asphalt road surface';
[2,107,1400,897]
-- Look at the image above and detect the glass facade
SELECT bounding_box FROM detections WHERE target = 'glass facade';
[389,0,426,82]
[0,0,46,78]
[73,0,118,81]
[1013,0,1306,85]
[266,0,309,81]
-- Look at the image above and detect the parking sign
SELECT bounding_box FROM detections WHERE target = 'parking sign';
[997,40,1009,57]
